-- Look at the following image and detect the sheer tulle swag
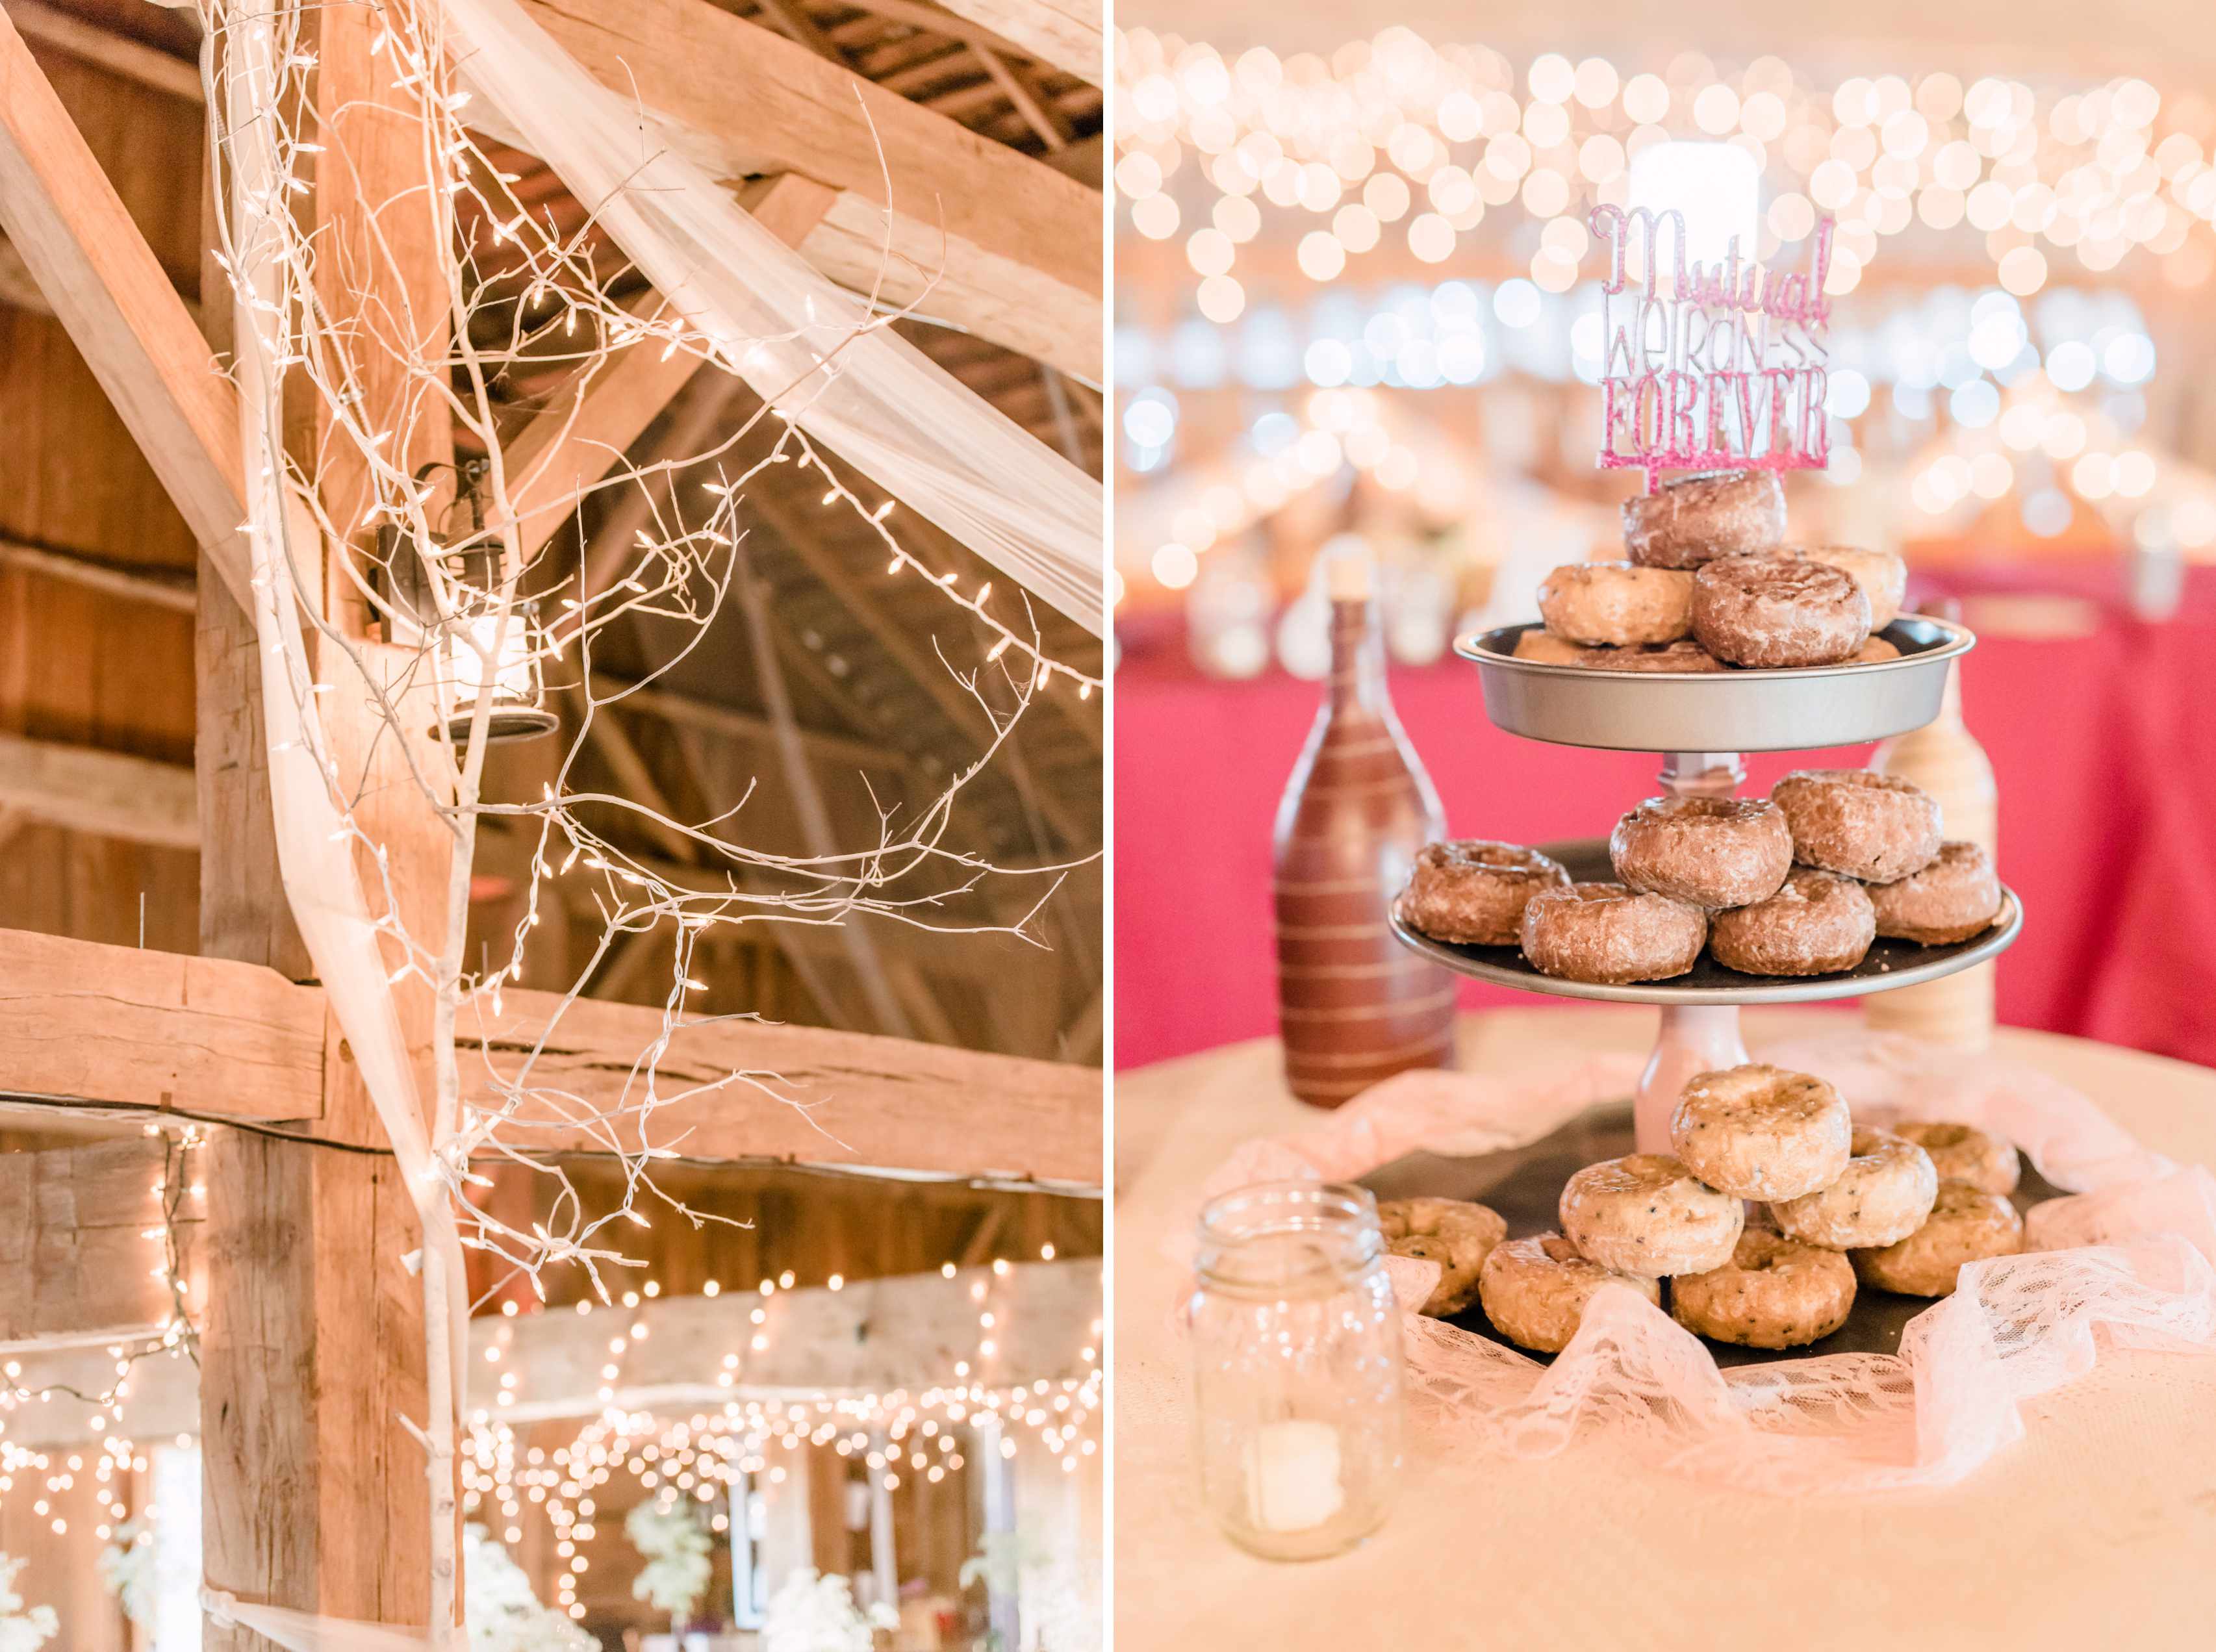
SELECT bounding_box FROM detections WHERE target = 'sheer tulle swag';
[1188,1034,2216,1495]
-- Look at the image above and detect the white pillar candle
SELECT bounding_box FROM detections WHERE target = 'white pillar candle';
[1243,1419,1345,1532]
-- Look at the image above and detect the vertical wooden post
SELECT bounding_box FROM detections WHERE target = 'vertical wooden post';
[200,1133,432,1642]
[196,3,459,1644]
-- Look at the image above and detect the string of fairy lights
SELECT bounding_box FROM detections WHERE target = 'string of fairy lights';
[0,1124,202,1543]
[0,1169,1099,1625]
[462,1369,1104,1621]
[465,1251,1101,1621]
[1114,29,2216,313]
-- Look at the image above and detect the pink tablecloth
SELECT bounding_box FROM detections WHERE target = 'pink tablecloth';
[1114,588,2216,1071]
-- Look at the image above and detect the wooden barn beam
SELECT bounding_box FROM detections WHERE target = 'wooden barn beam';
[591,669,921,783]
[0,1135,203,1346]
[0,8,250,605]
[741,477,1093,848]
[0,930,327,1123]
[512,0,1101,379]
[480,1258,1099,1419]
[902,0,1102,87]
[459,987,1099,1185]
[5,0,204,104]
[0,730,198,849]
[0,928,1102,1189]
[496,173,834,559]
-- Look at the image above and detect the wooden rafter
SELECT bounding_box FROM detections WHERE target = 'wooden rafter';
[513,0,1101,378]
[0,10,249,604]
[741,470,1093,846]
[902,0,1101,88]
[496,172,835,560]
[5,0,204,105]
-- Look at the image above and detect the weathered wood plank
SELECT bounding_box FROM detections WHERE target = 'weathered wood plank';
[0,1136,201,1344]
[0,728,197,848]
[0,929,325,1123]
[459,987,1102,1187]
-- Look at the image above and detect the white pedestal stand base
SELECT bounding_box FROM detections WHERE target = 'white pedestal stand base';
[1633,1004,1752,1153]
[1633,752,1750,1153]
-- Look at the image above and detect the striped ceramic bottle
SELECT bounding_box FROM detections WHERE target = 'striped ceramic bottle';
[1271,552,1457,1106]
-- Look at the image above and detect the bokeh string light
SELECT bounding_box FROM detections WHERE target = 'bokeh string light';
[1115,29,2216,299]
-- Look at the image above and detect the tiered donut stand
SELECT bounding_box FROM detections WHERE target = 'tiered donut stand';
[1390,613,2025,1158]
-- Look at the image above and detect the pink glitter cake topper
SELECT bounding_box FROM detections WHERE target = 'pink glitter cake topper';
[1588,205,1837,492]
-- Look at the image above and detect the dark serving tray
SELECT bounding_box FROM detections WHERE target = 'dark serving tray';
[1363,1099,2057,1368]
[1392,838,2022,1008]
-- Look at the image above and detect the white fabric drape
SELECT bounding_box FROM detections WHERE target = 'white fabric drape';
[439,0,1105,636]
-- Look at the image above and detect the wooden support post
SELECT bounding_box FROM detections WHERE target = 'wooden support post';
[196,3,460,1644]
[201,1131,432,1645]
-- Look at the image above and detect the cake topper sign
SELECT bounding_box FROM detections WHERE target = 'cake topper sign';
[1588,206,1835,491]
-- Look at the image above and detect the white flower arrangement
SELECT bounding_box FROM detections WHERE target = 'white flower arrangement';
[465,1525,594,1652]
[97,1518,159,1629]
[0,1557,57,1652]
[761,1569,897,1652]
[624,1499,714,1624]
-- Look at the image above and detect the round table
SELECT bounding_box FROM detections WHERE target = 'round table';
[1115,1008,2216,1651]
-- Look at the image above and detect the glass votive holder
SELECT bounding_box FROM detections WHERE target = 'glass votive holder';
[1187,1180,1404,1561]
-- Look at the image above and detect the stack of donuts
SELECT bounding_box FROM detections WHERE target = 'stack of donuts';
[1512,468,1909,672]
[1383,1063,2037,1354]
[1394,769,2002,984]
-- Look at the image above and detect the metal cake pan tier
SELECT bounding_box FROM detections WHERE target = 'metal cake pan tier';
[1390,838,2022,1006]
[1460,616,1975,753]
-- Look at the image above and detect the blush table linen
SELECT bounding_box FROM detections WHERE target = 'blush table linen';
[1114,1008,2216,1652]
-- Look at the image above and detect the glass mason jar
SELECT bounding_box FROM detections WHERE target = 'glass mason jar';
[1188,1181,1404,1560]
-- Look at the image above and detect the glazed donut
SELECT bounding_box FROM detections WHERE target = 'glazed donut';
[1574,641,1727,673]
[1378,1197,1508,1316]
[1783,544,1907,629]
[1519,883,1707,984]
[1770,769,1943,883]
[1622,469,1787,569]
[1770,1128,1938,1251]
[1669,1063,1853,1201]
[1708,868,1876,977]
[1866,841,2002,945]
[1537,562,1696,647]
[1609,796,1792,909]
[1477,1233,1661,1354]
[1559,1153,1745,1277]
[1512,628,1585,664]
[1669,1228,1857,1349]
[1855,636,1901,663]
[1852,1180,2024,1297]
[1396,840,1570,947]
[1893,1121,2020,1196]
[1691,555,1871,668]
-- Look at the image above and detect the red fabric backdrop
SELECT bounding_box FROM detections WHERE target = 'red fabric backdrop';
[1114,569,2216,1072]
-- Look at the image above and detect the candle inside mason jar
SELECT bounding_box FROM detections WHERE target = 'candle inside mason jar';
[1243,1419,1345,1532]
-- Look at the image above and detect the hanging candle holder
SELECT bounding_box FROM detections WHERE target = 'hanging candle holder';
[372,461,559,744]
